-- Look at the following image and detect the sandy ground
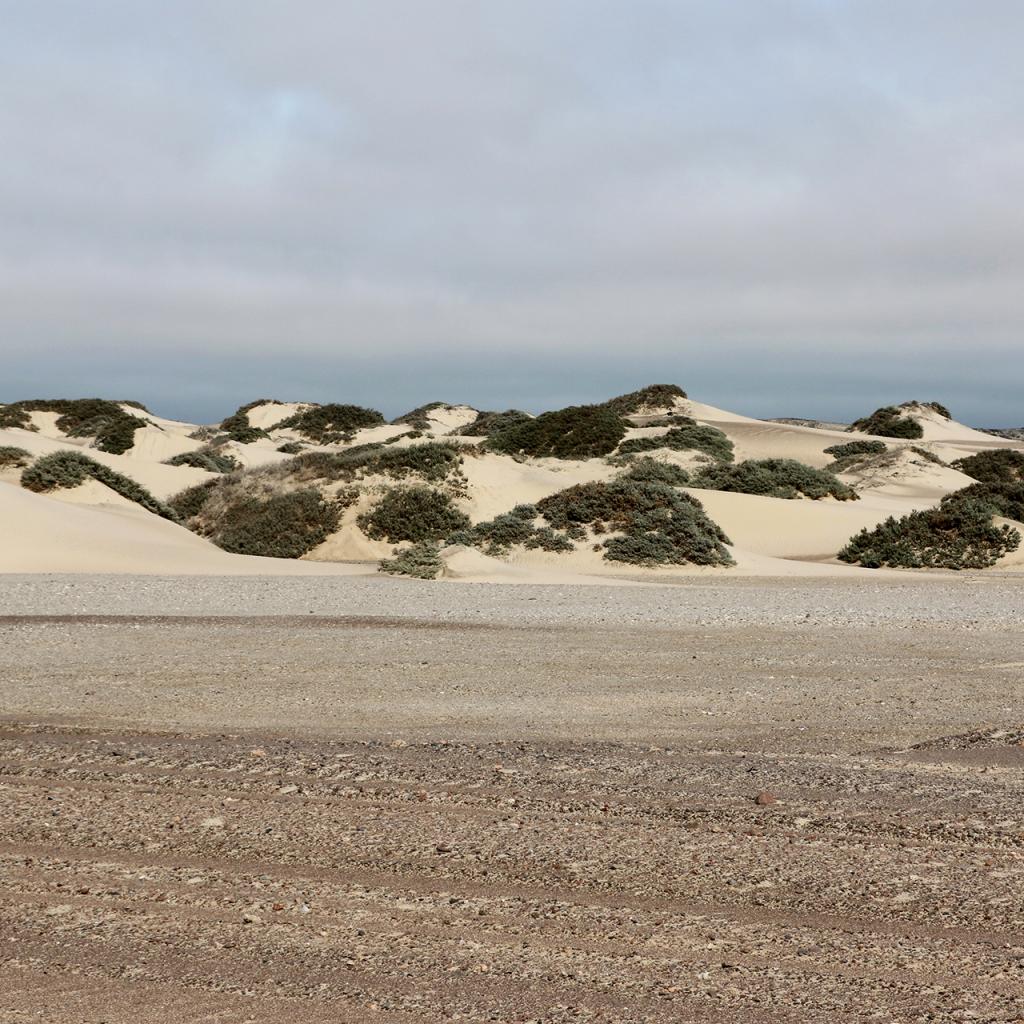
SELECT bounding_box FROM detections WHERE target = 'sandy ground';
[2,574,1024,1022]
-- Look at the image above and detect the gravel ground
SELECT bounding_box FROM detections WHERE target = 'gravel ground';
[2,573,1024,1022]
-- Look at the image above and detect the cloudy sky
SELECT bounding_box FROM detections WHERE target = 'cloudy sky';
[2,1,1022,424]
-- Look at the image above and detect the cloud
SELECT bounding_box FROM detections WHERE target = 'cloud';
[1,1,1022,421]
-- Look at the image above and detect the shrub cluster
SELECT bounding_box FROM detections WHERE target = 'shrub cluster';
[458,409,533,438]
[285,441,465,487]
[163,448,240,473]
[616,422,734,463]
[205,488,347,558]
[271,403,384,444]
[487,404,627,460]
[379,541,444,579]
[358,486,470,543]
[21,451,177,520]
[823,440,887,460]
[0,445,31,468]
[943,482,1024,523]
[617,458,691,487]
[536,480,733,566]
[691,458,857,500]
[828,445,943,476]
[838,498,1020,570]
[168,479,219,520]
[603,384,687,416]
[446,504,574,556]
[392,402,450,430]
[1,399,147,453]
[952,449,1024,485]
[276,441,305,455]
[849,405,928,439]
[219,405,270,444]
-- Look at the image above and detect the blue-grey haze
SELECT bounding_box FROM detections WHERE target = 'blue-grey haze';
[1,1,1021,425]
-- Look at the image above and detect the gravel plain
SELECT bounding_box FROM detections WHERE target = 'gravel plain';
[1,573,1024,1022]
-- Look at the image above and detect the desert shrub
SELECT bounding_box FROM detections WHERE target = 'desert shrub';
[0,406,33,430]
[849,406,924,439]
[459,409,533,437]
[921,401,952,419]
[823,440,887,460]
[952,449,1024,485]
[219,408,269,444]
[487,404,627,460]
[618,458,691,486]
[537,480,733,566]
[209,488,344,558]
[379,541,444,579]
[603,384,687,415]
[943,482,1024,523]
[358,486,470,543]
[446,503,574,556]
[838,499,1020,569]
[393,402,449,430]
[616,423,734,463]
[276,441,305,455]
[829,445,944,475]
[168,479,219,520]
[271,403,384,444]
[0,399,147,453]
[21,451,177,520]
[284,441,464,486]
[163,448,240,473]
[692,458,857,500]
[0,445,31,468]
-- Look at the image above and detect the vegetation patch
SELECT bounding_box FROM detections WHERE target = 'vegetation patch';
[271,403,384,444]
[379,541,444,580]
[616,422,734,463]
[393,402,452,430]
[943,482,1024,523]
[446,504,574,556]
[203,488,347,558]
[358,486,470,543]
[838,499,1020,569]
[276,441,305,455]
[163,448,240,473]
[21,451,177,520]
[0,445,31,468]
[0,399,148,453]
[167,479,219,520]
[951,449,1024,485]
[828,445,944,476]
[849,401,949,440]
[823,440,887,460]
[284,441,466,488]
[691,458,857,500]
[603,384,687,416]
[219,405,270,444]
[617,458,691,487]
[487,404,627,460]
[537,480,733,566]
[458,409,533,438]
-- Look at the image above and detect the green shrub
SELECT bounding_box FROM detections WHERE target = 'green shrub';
[823,440,887,460]
[0,445,31,468]
[0,406,33,430]
[0,399,147,453]
[537,480,733,566]
[284,441,465,486]
[358,486,470,543]
[487,404,627,459]
[219,408,269,444]
[276,441,305,455]
[849,406,924,439]
[943,482,1024,523]
[20,451,177,520]
[618,458,691,486]
[209,488,345,558]
[951,449,1024,484]
[393,402,449,430]
[458,409,533,437]
[168,479,219,520]
[163,448,240,473]
[828,445,944,475]
[603,384,687,416]
[838,499,1020,569]
[271,403,385,444]
[446,503,574,556]
[616,422,734,463]
[692,458,857,500]
[379,541,444,579]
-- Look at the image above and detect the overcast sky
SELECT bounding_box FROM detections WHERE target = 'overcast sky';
[2,1,1022,424]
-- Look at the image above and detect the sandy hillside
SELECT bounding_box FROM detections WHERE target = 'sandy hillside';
[1,391,1021,579]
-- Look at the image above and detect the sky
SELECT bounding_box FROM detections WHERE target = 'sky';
[1,1,1022,425]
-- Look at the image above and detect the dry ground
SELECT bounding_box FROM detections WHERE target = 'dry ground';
[1,575,1023,1022]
